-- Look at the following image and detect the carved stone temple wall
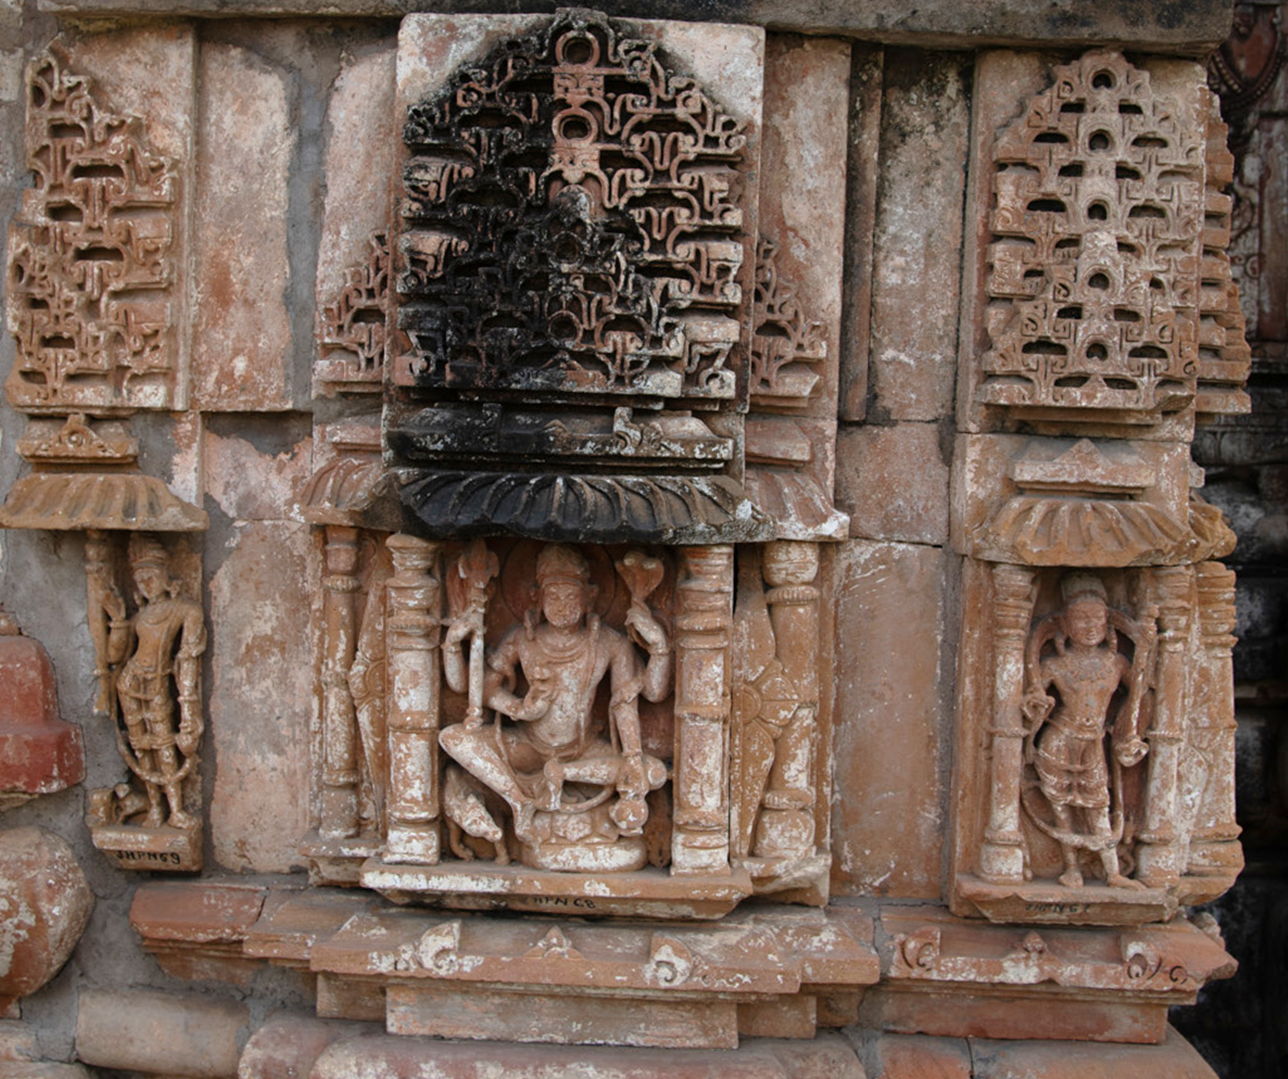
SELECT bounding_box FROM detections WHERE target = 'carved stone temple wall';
[0,3,1270,1078]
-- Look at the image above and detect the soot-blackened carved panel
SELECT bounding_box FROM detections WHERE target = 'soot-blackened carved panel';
[6,52,180,413]
[394,10,749,401]
[978,51,1207,426]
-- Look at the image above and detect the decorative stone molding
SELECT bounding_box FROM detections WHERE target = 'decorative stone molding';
[393,10,748,401]
[751,237,826,407]
[132,882,878,1050]
[873,906,1236,1044]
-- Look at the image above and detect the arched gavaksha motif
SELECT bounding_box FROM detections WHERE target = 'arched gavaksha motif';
[978,51,1208,424]
[395,9,748,400]
[6,52,179,414]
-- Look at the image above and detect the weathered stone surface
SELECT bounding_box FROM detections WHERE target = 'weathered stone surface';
[393,12,760,402]
[33,0,1235,53]
[838,44,883,422]
[837,423,950,545]
[203,426,312,524]
[972,53,1219,432]
[83,533,207,868]
[130,881,266,985]
[191,43,293,411]
[314,43,396,396]
[209,520,312,872]
[832,541,949,898]
[309,1032,866,1079]
[970,1026,1220,1078]
[236,1012,376,1079]
[0,827,92,1009]
[75,987,247,1078]
[951,434,1200,566]
[760,32,849,419]
[868,50,969,422]
[863,1032,971,1079]
[0,623,84,802]
[868,906,1236,1044]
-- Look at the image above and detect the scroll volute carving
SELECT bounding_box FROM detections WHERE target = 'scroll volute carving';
[84,532,206,871]
[395,10,747,401]
[979,51,1207,426]
[7,51,180,413]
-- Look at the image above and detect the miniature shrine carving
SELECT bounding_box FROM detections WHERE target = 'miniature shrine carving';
[439,542,670,872]
[954,557,1243,925]
[85,532,206,870]
[978,51,1206,424]
[6,51,180,413]
[750,238,826,406]
[394,10,746,400]
[317,231,390,395]
[1021,573,1154,891]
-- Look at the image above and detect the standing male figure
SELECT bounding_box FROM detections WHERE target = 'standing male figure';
[1023,574,1150,889]
[99,534,206,830]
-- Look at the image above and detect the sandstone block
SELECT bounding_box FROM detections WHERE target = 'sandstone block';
[191,43,294,411]
[760,33,850,419]
[864,1033,971,1079]
[839,44,883,422]
[209,520,313,872]
[236,1012,375,1079]
[969,1026,1219,1078]
[76,988,247,1078]
[310,1033,865,1079]
[130,881,266,985]
[203,426,312,523]
[868,50,970,422]
[832,541,950,897]
[0,628,84,802]
[837,423,949,545]
[0,828,92,1010]
[314,44,396,396]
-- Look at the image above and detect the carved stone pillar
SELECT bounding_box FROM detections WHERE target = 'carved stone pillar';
[1135,565,1193,888]
[1189,562,1241,874]
[978,562,1037,883]
[672,545,734,874]
[755,541,819,859]
[383,534,442,864]
[320,526,362,840]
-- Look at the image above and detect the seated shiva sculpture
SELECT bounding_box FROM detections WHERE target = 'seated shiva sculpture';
[439,543,670,871]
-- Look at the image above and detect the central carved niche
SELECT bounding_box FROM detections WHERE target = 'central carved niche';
[394,10,746,399]
[300,10,836,921]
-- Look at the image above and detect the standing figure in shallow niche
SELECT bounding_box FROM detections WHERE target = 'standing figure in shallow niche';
[1022,573,1154,890]
[440,543,670,871]
[92,533,206,830]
